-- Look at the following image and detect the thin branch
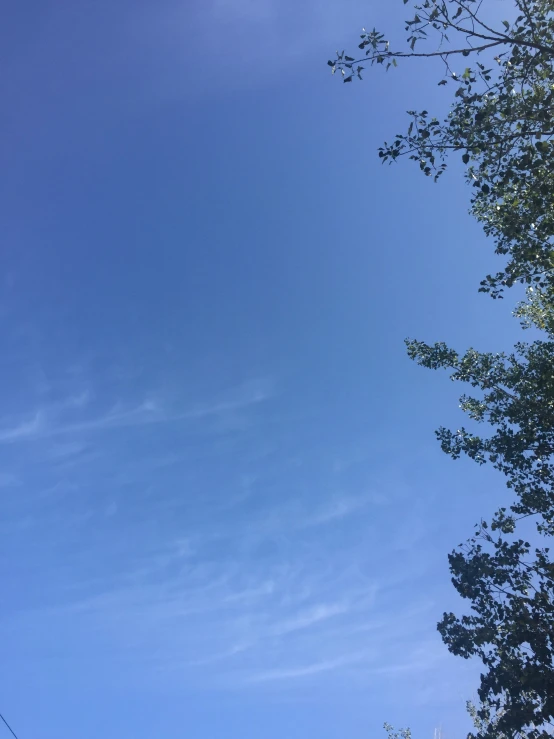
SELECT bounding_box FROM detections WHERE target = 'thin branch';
[450,0,509,40]
[340,40,504,68]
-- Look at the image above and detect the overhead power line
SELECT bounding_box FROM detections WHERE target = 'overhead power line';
[0,712,19,739]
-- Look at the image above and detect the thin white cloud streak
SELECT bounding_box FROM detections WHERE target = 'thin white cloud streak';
[0,390,91,443]
[241,638,447,687]
[0,378,272,444]
[304,495,370,527]
[43,440,89,460]
[245,651,371,683]
[228,492,376,549]
[189,642,253,667]
[224,581,275,603]
[270,602,348,636]
[0,403,155,442]
[0,411,44,442]
[184,382,270,420]
[62,390,91,409]
[368,642,449,677]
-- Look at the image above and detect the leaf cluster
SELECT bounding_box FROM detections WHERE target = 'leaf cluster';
[330,1,554,296]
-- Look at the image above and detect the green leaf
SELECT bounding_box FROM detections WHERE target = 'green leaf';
[326,0,554,304]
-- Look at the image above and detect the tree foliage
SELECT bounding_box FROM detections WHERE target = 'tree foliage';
[330,3,554,735]
[383,723,412,739]
[407,314,554,737]
[406,328,554,534]
[442,521,554,738]
[466,699,511,739]
[330,1,554,297]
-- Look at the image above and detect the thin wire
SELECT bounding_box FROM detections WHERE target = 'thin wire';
[0,712,19,739]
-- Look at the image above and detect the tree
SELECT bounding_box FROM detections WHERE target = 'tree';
[329,3,554,734]
[441,521,554,738]
[467,699,511,739]
[385,703,514,738]
[406,316,554,737]
[406,329,554,534]
[383,723,412,739]
[329,1,554,298]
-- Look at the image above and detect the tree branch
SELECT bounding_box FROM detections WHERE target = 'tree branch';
[338,40,504,69]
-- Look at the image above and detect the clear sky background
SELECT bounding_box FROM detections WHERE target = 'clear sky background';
[0,2,525,738]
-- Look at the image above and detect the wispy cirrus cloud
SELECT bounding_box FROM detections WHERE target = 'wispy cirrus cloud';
[0,411,45,442]
[270,602,349,636]
[304,494,371,527]
[0,402,157,443]
[11,500,435,694]
[0,377,273,444]
[245,651,371,683]
[0,359,446,705]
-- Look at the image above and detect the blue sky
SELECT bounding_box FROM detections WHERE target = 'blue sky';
[0,2,525,738]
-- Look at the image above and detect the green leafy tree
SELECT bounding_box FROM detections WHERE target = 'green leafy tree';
[406,323,554,737]
[384,703,515,738]
[406,331,554,534]
[515,285,554,334]
[329,1,554,297]
[330,3,554,734]
[383,723,412,739]
[467,700,510,739]
[441,519,554,738]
